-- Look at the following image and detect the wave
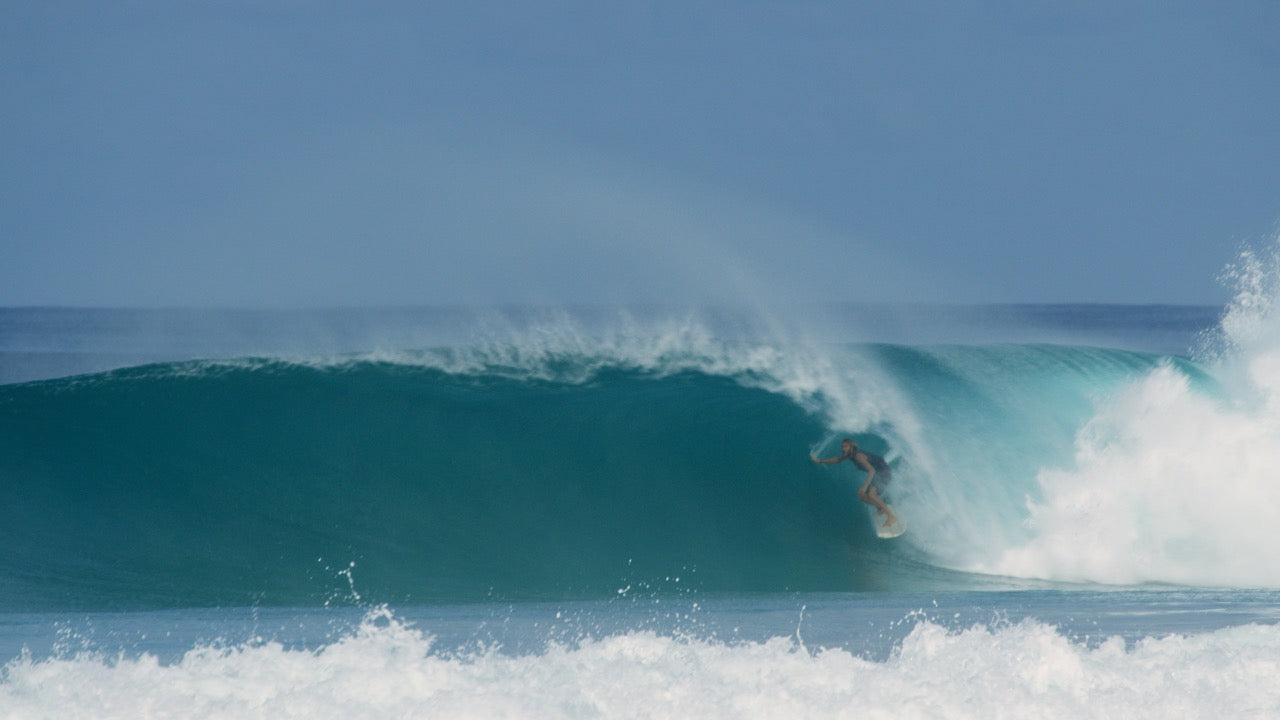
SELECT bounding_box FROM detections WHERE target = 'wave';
[4,605,1278,719]
[0,327,1194,609]
[0,350,877,609]
[10,247,1280,606]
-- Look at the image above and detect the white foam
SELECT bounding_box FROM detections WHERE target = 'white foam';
[284,309,909,439]
[987,241,1280,587]
[3,608,1278,719]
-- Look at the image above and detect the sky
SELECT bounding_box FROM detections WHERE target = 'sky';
[3,1,1279,308]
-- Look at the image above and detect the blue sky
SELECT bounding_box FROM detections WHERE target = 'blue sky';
[3,2,1278,307]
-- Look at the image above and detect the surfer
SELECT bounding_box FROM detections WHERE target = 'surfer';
[812,439,898,528]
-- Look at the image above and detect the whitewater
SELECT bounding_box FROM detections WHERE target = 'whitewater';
[4,246,1280,718]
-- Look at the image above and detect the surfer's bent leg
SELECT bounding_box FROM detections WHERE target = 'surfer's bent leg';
[861,483,897,528]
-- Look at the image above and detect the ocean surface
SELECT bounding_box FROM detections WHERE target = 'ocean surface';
[3,286,1280,717]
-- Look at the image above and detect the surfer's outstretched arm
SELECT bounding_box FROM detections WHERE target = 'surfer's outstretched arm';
[811,454,842,464]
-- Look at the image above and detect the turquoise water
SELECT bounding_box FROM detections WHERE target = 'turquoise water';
[4,302,1280,718]
[0,331,1204,609]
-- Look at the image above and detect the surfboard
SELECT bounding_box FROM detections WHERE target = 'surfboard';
[868,505,905,539]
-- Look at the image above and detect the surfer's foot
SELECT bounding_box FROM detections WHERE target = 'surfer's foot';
[883,515,897,528]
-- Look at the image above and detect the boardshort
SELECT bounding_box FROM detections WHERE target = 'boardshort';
[868,469,892,495]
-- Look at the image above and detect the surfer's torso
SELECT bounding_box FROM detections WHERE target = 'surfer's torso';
[843,449,890,474]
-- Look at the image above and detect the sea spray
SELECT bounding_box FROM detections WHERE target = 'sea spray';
[3,603,1278,720]
[988,242,1280,586]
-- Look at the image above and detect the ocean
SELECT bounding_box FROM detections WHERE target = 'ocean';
[3,282,1280,716]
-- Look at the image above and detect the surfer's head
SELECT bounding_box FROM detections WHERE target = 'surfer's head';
[841,438,857,452]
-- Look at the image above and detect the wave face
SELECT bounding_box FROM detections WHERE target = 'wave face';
[1,327,1205,609]
[1,352,859,609]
